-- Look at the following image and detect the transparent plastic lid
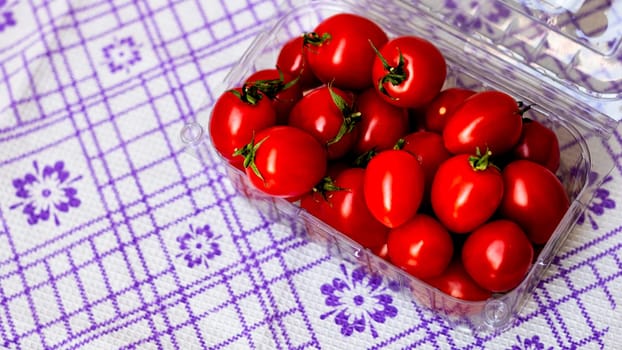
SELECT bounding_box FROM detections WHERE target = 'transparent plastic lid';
[406,0,621,131]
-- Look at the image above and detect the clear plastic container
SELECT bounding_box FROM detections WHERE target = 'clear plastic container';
[181,0,621,333]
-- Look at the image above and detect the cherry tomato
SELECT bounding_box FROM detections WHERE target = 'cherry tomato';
[462,219,534,292]
[500,160,570,245]
[423,88,475,133]
[373,242,390,261]
[352,87,409,155]
[400,131,451,197]
[245,68,303,124]
[512,118,561,173]
[276,36,320,90]
[301,167,389,250]
[364,149,425,228]
[288,85,359,160]
[431,151,504,234]
[304,13,388,90]
[371,35,447,108]
[425,259,492,301]
[236,126,327,198]
[387,214,454,279]
[209,87,277,169]
[443,90,523,156]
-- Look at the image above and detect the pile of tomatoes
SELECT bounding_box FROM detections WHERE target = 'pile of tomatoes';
[208,13,571,301]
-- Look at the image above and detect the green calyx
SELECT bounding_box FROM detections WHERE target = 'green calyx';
[232,133,269,181]
[247,68,300,100]
[326,84,361,146]
[303,32,331,47]
[311,176,347,203]
[229,84,264,105]
[468,148,495,171]
[393,138,406,150]
[370,40,406,100]
[353,148,377,168]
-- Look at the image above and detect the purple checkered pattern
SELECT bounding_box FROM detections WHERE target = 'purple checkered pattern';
[0,0,621,349]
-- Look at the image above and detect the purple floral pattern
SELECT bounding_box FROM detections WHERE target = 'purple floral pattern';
[509,335,554,350]
[578,173,616,230]
[9,161,82,226]
[176,223,222,269]
[0,0,17,32]
[319,263,398,338]
[102,36,142,74]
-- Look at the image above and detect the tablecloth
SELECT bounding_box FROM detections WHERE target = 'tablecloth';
[1,0,621,349]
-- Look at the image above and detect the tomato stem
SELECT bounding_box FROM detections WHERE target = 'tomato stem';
[369,40,406,100]
[229,84,265,105]
[303,32,331,50]
[247,67,301,100]
[393,138,406,150]
[326,84,361,146]
[468,148,494,171]
[233,133,269,182]
[311,176,347,202]
[353,148,377,168]
[517,101,536,115]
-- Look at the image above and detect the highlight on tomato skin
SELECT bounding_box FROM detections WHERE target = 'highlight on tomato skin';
[500,159,570,245]
[442,90,523,156]
[430,152,504,234]
[461,219,534,293]
[300,166,389,251]
[386,214,454,280]
[371,35,447,109]
[235,125,328,199]
[277,36,321,90]
[423,87,476,133]
[209,87,277,170]
[363,149,425,229]
[304,13,389,90]
[512,118,561,173]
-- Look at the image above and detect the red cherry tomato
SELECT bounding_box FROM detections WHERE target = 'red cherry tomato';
[425,259,492,301]
[462,219,534,293]
[443,90,523,155]
[500,160,570,245]
[236,126,327,198]
[245,69,303,124]
[512,118,561,173]
[304,13,388,90]
[301,167,389,250]
[364,149,425,228]
[387,214,454,279]
[288,85,359,160]
[209,87,276,169]
[371,35,447,108]
[423,88,475,133]
[352,88,409,156]
[400,131,451,195]
[276,36,320,90]
[431,152,504,234]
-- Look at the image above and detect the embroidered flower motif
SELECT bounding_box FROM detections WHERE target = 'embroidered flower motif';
[509,335,554,350]
[10,161,82,226]
[102,36,142,74]
[176,224,222,269]
[577,173,615,230]
[319,263,398,338]
[0,0,17,32]
[444,0,511,34]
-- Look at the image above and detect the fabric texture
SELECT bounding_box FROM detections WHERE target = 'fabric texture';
[1,0,621,349]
